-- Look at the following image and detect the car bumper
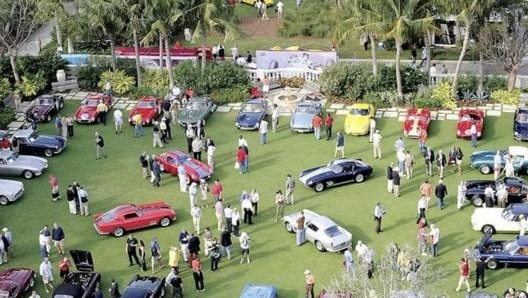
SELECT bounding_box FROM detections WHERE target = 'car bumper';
[236,123,259,130]
[326,240,352,252]
[93,224,109,235]
[514,133,528,141]
[344,127,368,135]
[290,126,313,133]
[76,119,96,123]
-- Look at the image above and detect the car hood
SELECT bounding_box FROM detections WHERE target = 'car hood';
[186,161,213,179]
[0,179,24,194]
[70,250,95,272]
[34,135,66,147]
[237,112,262,126]
[345,115,369,131]
[240,284,277,298]
[75,106,97,119]
[179,109,202,123]
[129,107,156,120]
[14,155,47,168]
[30,105,52,117]
[291,113,315,127]
[299,167,333,184]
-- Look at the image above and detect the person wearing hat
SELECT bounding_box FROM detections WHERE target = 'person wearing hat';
[304,269,315,298]
[152,122,164,148]
[372,129,382,159]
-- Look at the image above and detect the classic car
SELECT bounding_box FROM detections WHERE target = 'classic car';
[289,101,322,133]
[0,150,48,179]
[127,96,160,126]
[456,108,484,139]
[344,103,375,135]
[240,0,274,6]
[464,177,528,207]
[403,108,431,138]
[177,97,216,127]
[514,108,528,141]
[470,146,528,175]
[283,209,352,252]
[157,149,213,182]
[121,275,165,298]
[471,203,528,234]
[52,250,101,298]
[299,158,373,192]
[0,179,24,205]
[235,99,268,130]
[239,284,278,298]
[11,129,66,157]
[0,268,35,298]
[74,94,114,124]
[93,201,176,237]
[25,94,65,122]
[474,233,528,269]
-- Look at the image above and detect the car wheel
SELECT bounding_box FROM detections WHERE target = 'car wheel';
[472,195,484,207]
[160,217,171,227]
[314,182,325,192]
[479,164,491,175]
[285,222,294,233]
[355,174,365,183]
[44,149,53,157]
[29,276,34,287]
[315,241,326,252]
[23,170,34,179]
[482,225,495,235]
[0,196,8,206]
[113,227,125,237]
[46,114,52,122]
[487,259,498,270]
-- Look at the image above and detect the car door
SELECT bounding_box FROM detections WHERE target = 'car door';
[334,163,354,184]
[122,212,148,230]
[0,157,9,175]
[305,221,318,243]
[502,214,524,233]
[16,137,32,155]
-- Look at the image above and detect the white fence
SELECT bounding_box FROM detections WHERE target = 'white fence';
[246,68,322,82]
[430,73,528,89]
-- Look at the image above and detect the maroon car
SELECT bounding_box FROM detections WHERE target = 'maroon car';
[127,96,161,126]
[26,94,65,122]
[0,268,35,298]
[158,148,213,182]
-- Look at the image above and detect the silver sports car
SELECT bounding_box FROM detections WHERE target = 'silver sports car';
[289,101,322,133]
[0,179,24,205]
[283,209,352,252]
[0,150,48,179]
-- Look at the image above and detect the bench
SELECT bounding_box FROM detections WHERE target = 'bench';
[51,79,79,92]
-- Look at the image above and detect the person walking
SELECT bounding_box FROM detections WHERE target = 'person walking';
[437,149,447,178]
[312,114,323,140]
[435,180,448,210]
[191,256,205,292]
[2,227,13,258]
[470,121,478,148]
[271,104,279,133]
[191,205,202,235]
[374,202,385,234]
[285,174,296,205]
[343,246,355,276]
[274,190,285,222]
[66,185,77,215]
[152,122,164,148]
[188,182,198,212]
[177,163,187,193]
[455,258,471,293]
[125,235,140,267]
[418,128,427,155]
[304,269,315,298]
[368,117,376,143]
[236,146,248,174]
[417,195,428,220]
[334,131,345,158]
[392,168,401,198]
[296,211,305,246]
[179,230,190,263]
[404,150,414,179]
[386,163,394,193]
[250,189,260,216]
[425,147,435,176]
[325,113,334,140]
[150,237,163,274]
[455,147,464,176]
[49,175,61,202]
[220,226,232,260]
[39,257,54,293]
[372,130,382,158]
[428,224,440,257]
[276,0,284,18]
[419,179,432,207]
[139,152,149,179]
[259,118,268,145]
[457,180,468,209]
[239,232,251,264]
[152,157,161,187]
[232,208,241,237]
[51,223,65,255]
[94,132,107,159]
[78,187,89,216]
[215,199,225,231]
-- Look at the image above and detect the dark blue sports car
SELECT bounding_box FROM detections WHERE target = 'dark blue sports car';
[514,108,528,141]
[299,158,373,192]
[11,129,66,157]
[235,99,268,130]
[474,232,528,270]
[121,275,165,298]
[240,283,277,298]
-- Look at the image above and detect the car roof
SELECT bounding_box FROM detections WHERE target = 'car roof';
[188,97,210,102]
[138,96,159,101]
[297,101,320,107]
[240,283,277,298]
[127,276,162,291]
[302,209,337,227]
[331,158,359,165]
[517,108,528,114]
[38,94,55,99]
[11,129,35,138]
[244,99,267,105]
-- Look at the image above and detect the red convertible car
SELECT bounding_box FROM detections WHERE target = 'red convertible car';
[0,268,35,298]
[127,96,161,126]
[456,108,484,139]
[403,108,431,138]
[93,201,176,237]
[158,149,213,182]
[74,94,113,124]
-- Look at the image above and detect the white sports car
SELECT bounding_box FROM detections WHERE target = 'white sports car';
[0,179,24,205]
[471,203,528,234]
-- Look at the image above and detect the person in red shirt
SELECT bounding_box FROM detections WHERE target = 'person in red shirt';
[0,137,10,150]
[455,258,471,292]
[237,146,248,174]
[419,128,427,155]
[211,179,223,202]
[325,114,334,140]
[312,114,323,140]
[49,175,61,201]
[191,256,205,292]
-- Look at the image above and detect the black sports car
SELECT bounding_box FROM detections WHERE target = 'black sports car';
[299,158,373,192]
[11,129,66,157]
[121,275,165,298]
[26,94,64,122]
[52,250,101,298]
[464,177,528,207]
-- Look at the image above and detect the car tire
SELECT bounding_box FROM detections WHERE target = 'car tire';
[479,164,491,175]
[44,149,53,157]
[314,182,325,192]
[482,225,495,235]
[113,227,125,237]
[472,195,484,207]
[355,174,365,183]
[487,259,498,270]
[23,170,34,179]
[315,241,326,252]
[285,222,294,233]
[46,115,52,122]
[160,217,171,227]
[0,196,8,206]
[29,276,35,287]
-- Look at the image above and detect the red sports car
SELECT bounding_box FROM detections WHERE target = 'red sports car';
[456,108,484,139]
[0,268,35,298]
[74,94,113,124]
[158,149,213,182]
[93,201,176,237]
[128,96,161,126]
[403,108,431,138]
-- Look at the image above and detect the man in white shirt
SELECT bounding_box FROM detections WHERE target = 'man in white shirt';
[276,0,284,18]
[191,205,202,235]
[457,180,467,209]
[493,151,502,180]
[470,121,477,148]
[238,135,248,148]
[484,185,495,207]
[259,119,268,145]
[369,117,376,143]
[113,109,123,134]
[39,257,54,293]
[373,202,385,233]
[428,224,440,257]
[224,204,233,232]
[496,183,508,208]
[429,63,437,85]
[231,45,238,61]
[372,130,382,159]
[250,189,260,216]
[271,104,279,133]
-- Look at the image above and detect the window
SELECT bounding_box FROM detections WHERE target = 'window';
[307,223,319,232]
[124,213,139,219]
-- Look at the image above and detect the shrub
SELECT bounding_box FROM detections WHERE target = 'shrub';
[98,70,135,95]
[209,87,249,105]
[0,78,11,101]
[362,92,392,109]
[16,49,68,89]
[319,63,373,98]
[0,107,15,129]
[484,76,507,92]
[374,65,427,94]
[143,70,170,95]
[278,77,305,88]
[414,86,443,109]
[77,66,110,91]
[457,75,479,93]
[430,81,457,110]
[491,89,521,106]
[15,72,47,98]
[279,1,339,38]
[128,86,163,100]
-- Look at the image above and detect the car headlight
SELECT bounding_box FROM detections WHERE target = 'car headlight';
[255,122,260,128]
[515,131,519,136]
[457,130,461,135]
[235,122,239,127]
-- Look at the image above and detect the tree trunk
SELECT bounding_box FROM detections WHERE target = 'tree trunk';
[478,51,484,94]
[165,37,175,89]
[369,34,377,77]
[425,29,432,72]
[159,34,163,71]
[508,66,518,91]
[451,22,471,98]
[201,40,207,74]
[395,39,403,103]
[55,16,63,52]
[110,39,117,70]
[133,29,142,87]
[9,53,20,84]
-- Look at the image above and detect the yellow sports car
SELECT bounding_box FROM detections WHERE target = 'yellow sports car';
[240,0,274,6]
[344,103,376,135]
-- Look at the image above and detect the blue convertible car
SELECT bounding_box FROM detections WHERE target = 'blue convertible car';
[514,108,528,141]
[235,99,268,130]
[474,233,528,269]
[299,158,373,192]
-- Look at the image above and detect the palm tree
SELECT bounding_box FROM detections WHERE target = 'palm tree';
[40,0,68,52]
[126,0,147,86]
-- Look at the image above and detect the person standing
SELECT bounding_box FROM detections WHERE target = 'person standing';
[177,164,187,193]
[455,147,464,176]
[493,151,502,180]
[250,189,260,216]
[334,131,345,158]
[152,122,164,148]
[192,136,203,161]
[457,180,468,209]
[220,226,232,260]
[109,280,121,298]
[169,100,179,125]
[139,152,149,179]
[274,190,285,222]
[39,257,54,293]
[374,202,385,234]
[425,147,435,176]
[49,175,60,201]
[312,114,323,140]
[520,215,527,236]
[191,256,205,292]
[215,199,225,232]
[304,269,315,298]
[429,63,438,85]
[271,104,279,133]
[343,246,355,276]
[58,257,71,279]
[191,205,202,235]
[276,0,284,18]
[386,163,394,193]
[178,230,190,263]
[262,76,271,97]
[126,234,141,267]
[435,180,448,210]
[437,149,447,178]
[96,101,108,125]
[208,239,221,271]
[239,232,251,264]
[419,179,432,207]
[66,185,77,215]
[428,224,440,257]
[325,113,334,140]
[152,157,161,187]
[150,237,162,274]
[369,117,376,143]
[475,256,491,289]
[2,227,13,258]
[232,208,241,237]
[133,114,144,137]
[394,136,405,153]
[259,118,268,145]
[185,123,195,153]
[484,185,495,207]
[224,204,233,232]
[51,223,65,255]
[54,115,63,136]
[0,233,8,264]
[202,228,213,257]
[169,270,184,298]
[470,121,478,148]
[94,132,107,159]
[206,137,216,171]
[496,182,508,208]
[113,108,123,134]
[392,169,401,198]
[78,187,89,216]
[199,179,209,208]
[65,115,74,138]
[138,240,147,271]
[241,196,253,225]
[404,150,414,179]
[188,182,197,211]
[418,128,428,155]
[236,146,248,174]
[417,195,428,220]
[372,130,382,158]
[455,258,471,293]
[285,174,296,205]
[296,211,305,246]
[211,179,223,202]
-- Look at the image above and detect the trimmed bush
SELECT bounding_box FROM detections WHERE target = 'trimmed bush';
[143,70,170,95]
[431,81,457,110]
[0,107,15,129]
[98,70,135,95]
[491,89,521,106]
[319,63,373,99]
[209,86,249,105]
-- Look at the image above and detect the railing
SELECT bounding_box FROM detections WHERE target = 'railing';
[430,73,528,89]
[246,68,322,82]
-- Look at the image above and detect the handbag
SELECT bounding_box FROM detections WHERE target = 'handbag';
[234,161,240,170]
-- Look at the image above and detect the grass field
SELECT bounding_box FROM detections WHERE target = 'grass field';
[1,101,524,298]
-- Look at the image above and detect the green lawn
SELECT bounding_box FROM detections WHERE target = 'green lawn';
[1,102,523,298]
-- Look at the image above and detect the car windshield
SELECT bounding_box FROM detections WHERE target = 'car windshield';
[329,164,343,173]
[4,155,16,164]
[27,131,39,143]
[350,108,369,116]
[39,97,54,105]
[85,99,100,106]
[242,103,265,113]
[101,210,117,222]
[186,101,206,111]
[408,115,426,121]
[517,113,528,123]
[460,114,480,121]
[324,225,342,237]
[138,101,156,108]
[295,105,316,114]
